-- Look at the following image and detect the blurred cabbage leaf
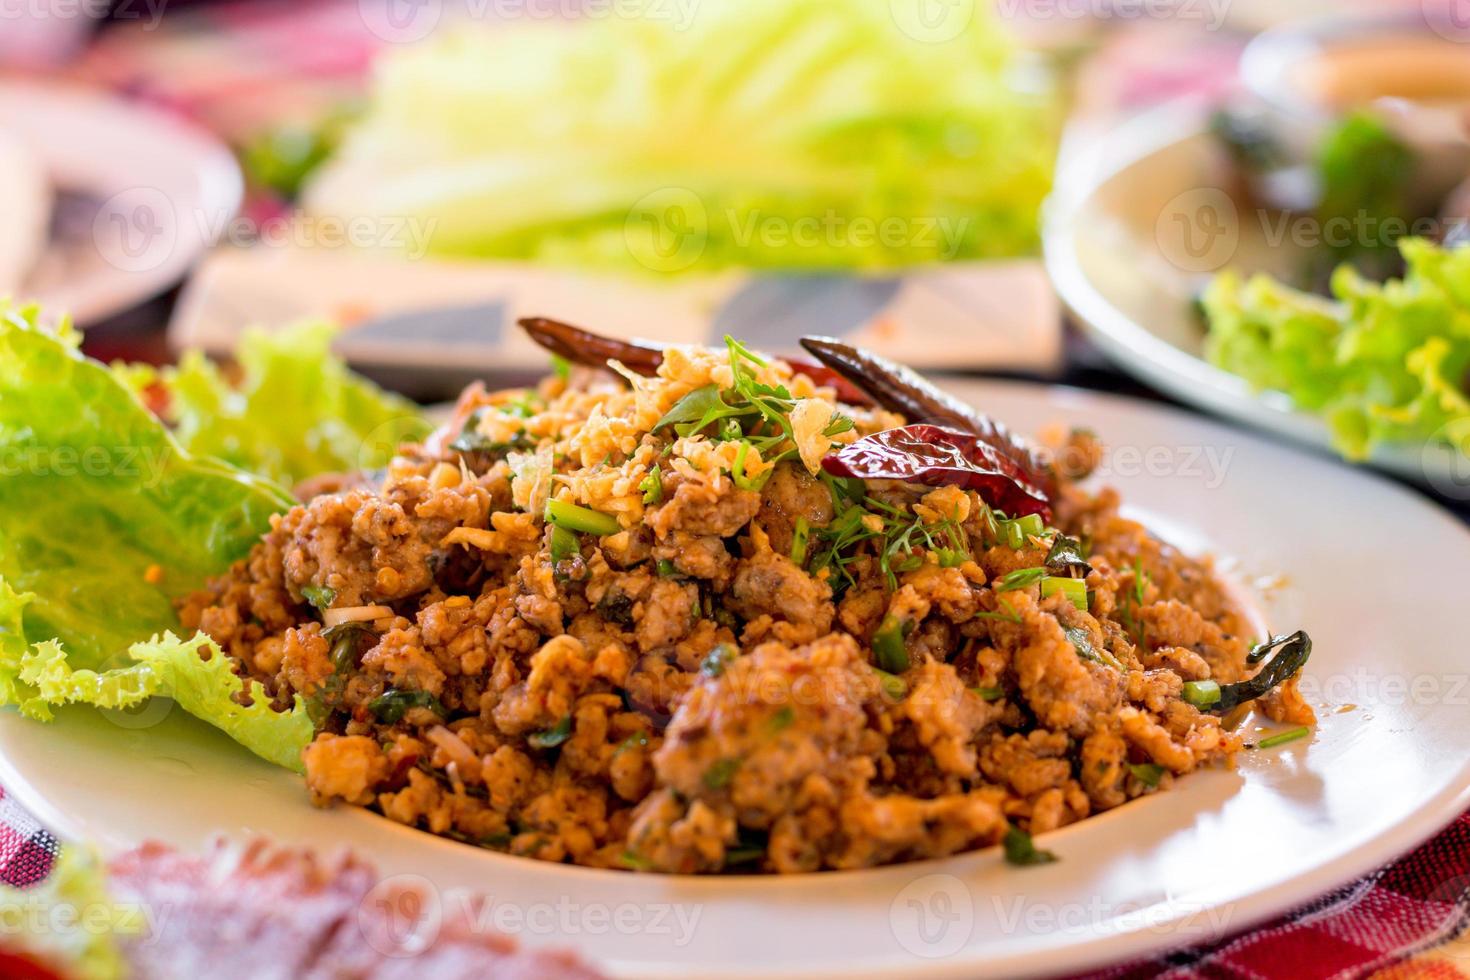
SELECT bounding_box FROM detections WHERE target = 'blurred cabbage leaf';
[304,0,1058,272]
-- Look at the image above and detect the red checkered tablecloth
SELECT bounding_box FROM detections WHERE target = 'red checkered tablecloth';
[2,778,1468,977]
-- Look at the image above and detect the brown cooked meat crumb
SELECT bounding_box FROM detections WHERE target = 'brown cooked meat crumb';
[178,343,1310,874]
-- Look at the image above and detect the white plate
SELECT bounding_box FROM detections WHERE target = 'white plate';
[3,380,1470,978]
[1043,100,1470,494]
[0,81,242,325]
[0,127,51,296]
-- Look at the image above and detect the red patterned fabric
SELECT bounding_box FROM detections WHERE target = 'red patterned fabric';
[0,784,58,889]
[2,783,1467,976]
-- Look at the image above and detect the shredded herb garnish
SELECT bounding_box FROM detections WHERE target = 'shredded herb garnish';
[701,643,737,678]
[528,715,573,750]
[1003,826,1057,866]
[872,614,912,673]
[766,706,795,733]
[1252,725,1311,750]
[703,757,740,789]
[368,689,446,725]
[1129,763,1166,787]
[873,668,908,700]
[995,567,1046,592]
[639,464,663,505]
[301,585,335,611]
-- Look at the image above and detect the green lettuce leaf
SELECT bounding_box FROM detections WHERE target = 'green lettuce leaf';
[304,0,1057,271]
[117,321,430,488]
[1203,238,1470,459]
[0,305,311,771]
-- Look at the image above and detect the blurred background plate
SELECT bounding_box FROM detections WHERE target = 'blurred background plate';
[1044,99,1466,489]
[0,81,242,325]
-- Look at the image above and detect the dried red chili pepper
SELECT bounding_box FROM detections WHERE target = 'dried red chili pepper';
[517,317,873,405]
[519,316,665,376]
[799,336,1056,503]
[823,424,1052,519]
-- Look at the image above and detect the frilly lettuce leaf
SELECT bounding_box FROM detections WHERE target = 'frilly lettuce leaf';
[304,0,1057,271]
[1203,238,1470,459]
[116,321,429,488]
[0,305,310,771]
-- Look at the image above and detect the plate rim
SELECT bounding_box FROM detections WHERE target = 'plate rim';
[4,377,1470,978]
[1042,98,1451,485]
[0,79,243,326]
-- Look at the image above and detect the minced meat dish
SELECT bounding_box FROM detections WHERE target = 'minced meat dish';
[178,322,1315,874]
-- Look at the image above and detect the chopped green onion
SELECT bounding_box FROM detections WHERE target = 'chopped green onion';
[701,643,737,678]
[528,716,573,749]
[615,731,650,755]
[1013,514,1045,539]
[656,559,680,578]
[703,757,740,789]
[872,614,911,673]
[937,548,966,568]
[996,567,1046,592]
[971,685,1004,701]
[545,498,621,536]
[549,525,579,563]
[724,845,765,866]
[790,516,810,566]
[1129,763,1166,787]
[1003,826,1057,866]
[301,585,336,611]
[975,598,1022,624]
[873,668,908,700]
[550,354,571,382]
[1182,679,1221,709]
[639,464,663,505]
[1254,726,1311,750]
[766,706,795,733]
[1003,520,1025,550]
[620,850,653,871]
[1040,576,1088,611]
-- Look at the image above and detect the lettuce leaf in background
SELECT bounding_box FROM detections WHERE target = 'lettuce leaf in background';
[117,321,430,489]
[0,305,312,771]
[1203,238,1470,459]
[303,0,1058,271]
[0,846,132,980]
